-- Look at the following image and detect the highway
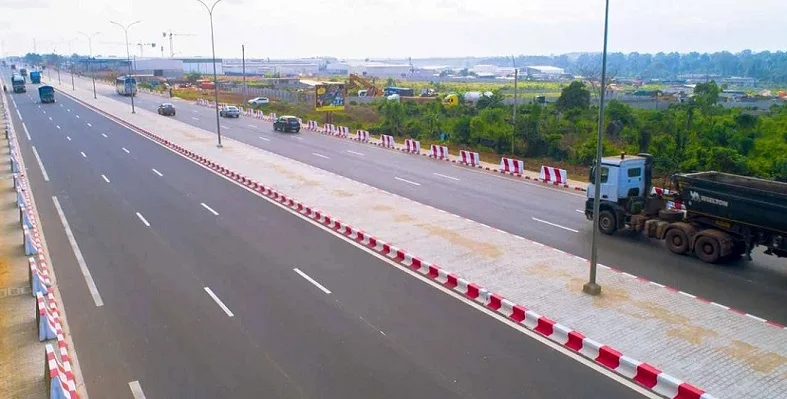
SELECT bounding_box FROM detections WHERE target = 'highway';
[93,80,787,324]
[6,78,646,397]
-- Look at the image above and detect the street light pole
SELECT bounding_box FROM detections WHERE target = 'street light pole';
[242,44,247,104]
[511,55,518,154]
[110,20,141,114]
[583,0,611,297]
[197,0,224,148]
[79,31,100,99]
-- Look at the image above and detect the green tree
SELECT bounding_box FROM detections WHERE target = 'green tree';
[693,81,720,109]
[555,81,591,112]
[185,72,202,83]
[469,108,513,153]
[377,99,406,136]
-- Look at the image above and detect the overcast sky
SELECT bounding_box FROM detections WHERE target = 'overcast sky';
[1,0,785,60]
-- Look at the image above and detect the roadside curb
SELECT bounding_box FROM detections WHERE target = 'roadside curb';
[62,88,717,399]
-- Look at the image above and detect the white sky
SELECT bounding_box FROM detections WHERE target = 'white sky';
[1,0,785,59]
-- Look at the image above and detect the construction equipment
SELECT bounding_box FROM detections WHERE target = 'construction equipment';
[347,73,382,97]
[163,31,196,57]
[136,42,157,57]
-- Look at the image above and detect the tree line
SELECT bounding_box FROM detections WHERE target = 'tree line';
[371,82,787,181]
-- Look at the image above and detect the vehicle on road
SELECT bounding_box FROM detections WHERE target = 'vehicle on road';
[11,74,25,93]
[273,116,301,133]
[157,103,176,116]
[585,153,787,264]
[247,97,269,106]
[29,71,41,84]
[38,85,55,103]
[116,75,138,96]
[219,105,240,118]
[19,67,28,77]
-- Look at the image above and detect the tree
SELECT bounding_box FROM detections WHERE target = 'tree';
[693,81,720,109]
[555,81,591,112]
[469,108,512,153]
[377,99,406,136]
[185,72,202,83]
[476,92,505,110]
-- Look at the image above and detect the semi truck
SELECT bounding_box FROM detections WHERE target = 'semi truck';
[585,153,787,263]
[20,68,28,77]
[30,71,41,84]
[11,75,26,93]
[38,85,55,103]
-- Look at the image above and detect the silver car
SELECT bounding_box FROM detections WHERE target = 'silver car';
[219,105,240,118]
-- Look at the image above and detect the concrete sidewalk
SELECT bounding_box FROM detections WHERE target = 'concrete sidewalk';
[55,75,786,398]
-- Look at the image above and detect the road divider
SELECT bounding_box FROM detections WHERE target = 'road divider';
[459,150,480,167]
[429,144,449,160]
[500,157,525,175]
[336,126,349,138]
[403,139,420,154]
[379,134,395,148]
[355,129,370,142]
[540,165,568,187]
[306,120,319,131]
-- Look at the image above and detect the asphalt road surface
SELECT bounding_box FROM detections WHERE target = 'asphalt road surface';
[88,79,787,324]
[6,78,645,398]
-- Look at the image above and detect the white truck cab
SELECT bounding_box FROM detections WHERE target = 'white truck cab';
[587,153,650,203]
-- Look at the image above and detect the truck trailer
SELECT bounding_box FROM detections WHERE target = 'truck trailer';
[585,153,787,263]
[11,75,26,93]
[30,71,41,84]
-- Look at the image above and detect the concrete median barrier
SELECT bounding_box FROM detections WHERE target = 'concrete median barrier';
[355,130,370,142]
[44,344,78,399]
[30,255,52,297]
[459,150,480,166]
[403,139,420,154]
[37,291,57,341]
[429,144,449,160]
[540,165,568,186]
[499,157,525,175]
[24,225,40,255]
[379,134,395,148]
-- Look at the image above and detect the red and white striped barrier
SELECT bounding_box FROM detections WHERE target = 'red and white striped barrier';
[404,139,420,154]
[254,110,264,120]
[336,126,350,138]
[500,157,525,175]
[267,112,277,121]
[459,150,480,166]
[306,120,319,131]
[380,134,395,148]
[540,165,568,186]
[430,144,449,160]
[355,130,370,142]
[45,344,78,399]
[244,108,254,117]
[196,98,209,106]
[322,123,335,134]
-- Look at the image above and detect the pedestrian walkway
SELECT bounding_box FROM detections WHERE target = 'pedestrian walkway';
[55,75,787,399]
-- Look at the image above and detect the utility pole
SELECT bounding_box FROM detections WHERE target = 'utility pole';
[110,20,141,114]
[512,55,518,154]
[196,0,225,148]
[78,31,100,99]
[242,44,246,103]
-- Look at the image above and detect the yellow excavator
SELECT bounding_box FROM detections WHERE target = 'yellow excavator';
[347,74,382,97]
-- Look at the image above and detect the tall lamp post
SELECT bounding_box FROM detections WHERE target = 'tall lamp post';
[78,31,100,99]
[110,20,141,113]
[196,0,224,148]
[583,0,611,296]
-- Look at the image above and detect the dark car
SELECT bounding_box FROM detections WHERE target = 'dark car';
[157,103,176,116]
[273,116,301,133]
[219,105,240,118]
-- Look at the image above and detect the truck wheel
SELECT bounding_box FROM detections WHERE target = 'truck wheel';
[695,236,721,263]
[665,228,689,255]
[598,210,617,235]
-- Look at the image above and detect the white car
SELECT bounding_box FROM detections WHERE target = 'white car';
[248,97,270,106]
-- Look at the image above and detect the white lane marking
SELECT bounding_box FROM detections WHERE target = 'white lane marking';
[59,104,63,107]
[745,313,767,322]
[192,117,199,121]
[312,152,329,159]
[43,110,46,114]
[151,168,163,177]
[56,125,61,129]
[76,115,80,119]
[394,176,421,186]
[48,116,52,121]
[221,125,230,129]
[192,110,199,113]
[31,146,50,182]
[710,302,730,310]
[621,272,637,278]
[66,136,71,141]
[200,202,219,216]
[532,217,579,233]
[80,151,87,158]
[649,281,666,288]
[122,147,130,154]
[136,212,151,227]
[293,268,331,294]
[346,150,364,156]
[459,167,587,199]
[16,108,23,120]
[101,174,110,183]
[576,209,585,214]
[247,124,256,128]
[101,133,107,138]
[87,122,92,127]
[22,122,32,140]
[67,108,71,112]
[433,172,460,181]
[258,136,270,142]
[204,287,234,317]
[128,381,147,399]
[292,136,304,141]
[52,196,104,307]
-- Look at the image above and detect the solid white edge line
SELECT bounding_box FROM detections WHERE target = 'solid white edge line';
[101,174,110,183]
[293,268,331,294]
[576,209,585,214]
[128,381,147,399]
[82,118,655,397]
[30,146,50,182]
[200,202,219,216]
[122,147,130,154]
[745,313,767,322]
[22,122,32,140]
[136,212,151,227]
[312,152,329,159]
[203,287,234,317]
[433,172,460,181]
[151,168,163,177]
[394,176,421,186]
[346,150,364,156]
[532,217,579,233]
[258,136,270,142]
[52,196,104,307]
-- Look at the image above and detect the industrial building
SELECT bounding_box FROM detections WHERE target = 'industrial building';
[222,59,321,76]
[326,61,412,78]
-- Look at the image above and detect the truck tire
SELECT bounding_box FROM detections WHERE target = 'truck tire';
[665,228,689,255]
[598,210,617,235]
[658,209,683,223]
[695,236,721,263]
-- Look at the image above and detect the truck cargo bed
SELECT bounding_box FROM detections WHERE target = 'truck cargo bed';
[674,172,787,234]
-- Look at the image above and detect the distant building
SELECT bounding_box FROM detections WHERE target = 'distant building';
[179,58,223,75]
[222,59,320,76]
[132,58,183,79]
[523,65,565,81]
[721,76,757,88]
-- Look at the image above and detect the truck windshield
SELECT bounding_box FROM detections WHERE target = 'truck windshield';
[589,166,609,184]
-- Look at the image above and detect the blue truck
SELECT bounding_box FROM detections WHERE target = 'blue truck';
[38,85,55,103]
[30,71,41,84]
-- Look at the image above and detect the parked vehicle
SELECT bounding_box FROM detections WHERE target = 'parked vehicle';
[585,153,787,264]
[247,97,269,106]
[157,103,176,116]
[219,106,240,118]
[273,116,301,133]
[38,85,55,103]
